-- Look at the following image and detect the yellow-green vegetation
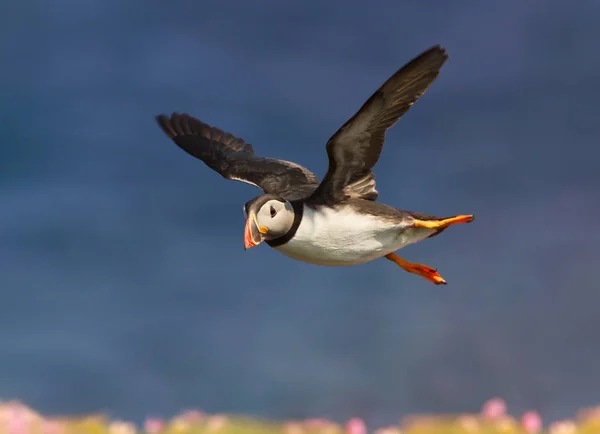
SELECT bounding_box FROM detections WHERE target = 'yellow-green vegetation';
[1,400,600,434]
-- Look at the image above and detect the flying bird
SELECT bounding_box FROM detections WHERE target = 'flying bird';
[155,45,474,285]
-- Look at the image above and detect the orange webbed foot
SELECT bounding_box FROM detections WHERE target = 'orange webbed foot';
[384,253,447,285]
[412,214,474,230]
[407,262,447,285]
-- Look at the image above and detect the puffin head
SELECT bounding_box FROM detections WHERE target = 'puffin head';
[242,194,295,249]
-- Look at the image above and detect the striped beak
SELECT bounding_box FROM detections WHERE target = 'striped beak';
[244,212,268,250]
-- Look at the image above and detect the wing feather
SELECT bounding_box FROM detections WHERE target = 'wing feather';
[308,45,448,204]
[156,113,319,200]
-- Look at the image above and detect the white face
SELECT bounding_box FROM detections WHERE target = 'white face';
[255,199,295,239]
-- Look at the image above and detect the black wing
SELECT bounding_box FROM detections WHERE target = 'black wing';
[308,45,449,204]
[156,113,319,201]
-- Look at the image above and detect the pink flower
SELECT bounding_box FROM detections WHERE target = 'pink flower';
[345,418,367,434]
[3,403,40,434]
[206,414,228,431]
[41,420,66,434]
[457,414,480,431]
[283,421,304,434]
[177,409,204,423]
[6,417,30,434]
[305,418,329,427]
[373,428,402,434]
[548,419,577,434]
[481,397,507,420]
[144,417,166,433]
[108,420,137,434]
[521,410,543,433]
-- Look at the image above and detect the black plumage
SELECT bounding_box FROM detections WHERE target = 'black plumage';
[155,45,448,206]
[156,113,319,201]
[307,45,448,204]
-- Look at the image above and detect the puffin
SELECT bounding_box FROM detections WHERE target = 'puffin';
[155,45,474,285]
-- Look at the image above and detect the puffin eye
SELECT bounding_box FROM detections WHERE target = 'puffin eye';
[270,205,277,218]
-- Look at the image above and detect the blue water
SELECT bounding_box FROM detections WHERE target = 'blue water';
[1,0,600,428]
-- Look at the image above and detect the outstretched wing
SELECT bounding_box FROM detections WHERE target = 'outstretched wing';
[308,45,449,204]
[156,113,319,200]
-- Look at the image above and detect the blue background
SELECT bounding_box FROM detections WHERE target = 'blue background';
[2,0,599,428]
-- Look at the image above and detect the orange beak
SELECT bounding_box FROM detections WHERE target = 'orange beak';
[243,212,268,250]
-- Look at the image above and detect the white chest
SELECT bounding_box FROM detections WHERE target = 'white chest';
[273,206,431,266]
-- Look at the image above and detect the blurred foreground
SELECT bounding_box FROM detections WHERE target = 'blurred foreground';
[1,398,600,434]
